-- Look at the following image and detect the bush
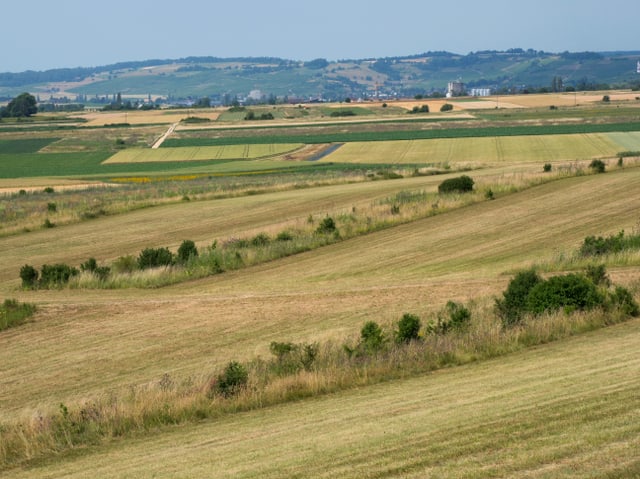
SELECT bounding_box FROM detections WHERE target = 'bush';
[440,103,453,112]
[269,341,318,374]
[213,361,248,397]
[602,95,610,102]
[395,313,421,343]
[409,105,429,114]
[589,159,606,173]
[579,231,632,257]
[251,233,271,247]
[316,216,337,234]
[112,255,137,273]
[177,240,198,264]
[585,264,611,287]
[39,263,79,287]
[80,257,98,273]
[438,175,474,194]
[495,269,543,326]
[276,231,293,242]
[543,163,552,172]
[137,247,174,269]
[19,264,38,289]
[525,274,604,315]
[608,286,640,316]
[359,321,387,354]
[427,301,471,335]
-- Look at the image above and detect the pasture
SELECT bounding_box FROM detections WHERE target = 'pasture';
[1,94,640,476]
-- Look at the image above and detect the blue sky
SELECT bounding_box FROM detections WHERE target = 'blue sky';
[2,0,638,72]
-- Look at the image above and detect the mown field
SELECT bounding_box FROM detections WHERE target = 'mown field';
[1,95,640,477]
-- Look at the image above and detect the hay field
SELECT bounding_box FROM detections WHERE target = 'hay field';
[321,132,639,165]
[2,168,640,421]
[103,144,303,163]
[10,318,640,478]
[78,109,222,126]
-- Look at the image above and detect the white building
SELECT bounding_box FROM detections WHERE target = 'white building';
[446,81,465,98]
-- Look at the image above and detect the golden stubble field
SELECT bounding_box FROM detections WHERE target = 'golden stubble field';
[2,167,640,422]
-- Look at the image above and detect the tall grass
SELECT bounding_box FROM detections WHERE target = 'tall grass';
[67,159,633,289]
[1,294,636,471]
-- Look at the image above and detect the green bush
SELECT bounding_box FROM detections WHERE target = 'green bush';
[608,286,640,316]
[177,240,198,264]
[269,341,318,374]
[525,274,604,315]
[251,233,271,247]
[276,231,294,242]
[438,175,474,194]
[578,231,640,257]
[137,247,174,269]
[427,301,471,335]
[316,216,337,234]
[440,103,453,112]
[19,264,39,289]
[39,263,79,287]
[353,321,387,355]
[495,269,543,326]
[543,163,552,172]
[585,264,611,287]
[395,313,421,343]
[112,255,137,273]
[0,299,36,331]
[213,361,249,397]
[589,159,606,173]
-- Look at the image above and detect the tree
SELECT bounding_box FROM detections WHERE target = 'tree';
[2,92,38,118]
[395,313,421,343]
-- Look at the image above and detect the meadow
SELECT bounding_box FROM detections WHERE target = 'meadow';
[1,95,640,476]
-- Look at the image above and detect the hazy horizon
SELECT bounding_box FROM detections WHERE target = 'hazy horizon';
[2,0,639,73]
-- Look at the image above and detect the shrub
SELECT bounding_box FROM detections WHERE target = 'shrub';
[526,274,604,315]
[316,216,337,234]
[43,187,55,194]
[112,255,137,273]
[608,286,639,316]
[585,264,611,287]
[251,233,271,247]
[213,361,248,397]
[43,218,55,228]
[177,240,198,264]
[427,301,471,335]
[269,341,318,374]
[440,103,453,112]
[438,175,474,194]
[137,247,174,269]
[409,105,429,114]
[484,189,495,200]
[80,258,98,273]
[0,299,36,331]
[395,313,421,343]
[39,263,79,287]
[356,321,387,355]
[602,95,610,102]
[495,269,543,326]
[47,202,57,212]
[276,231,293,242]
[579,231,631,257]
[19,264,39,288]
[543,163,552,172]
[589,159,606,173]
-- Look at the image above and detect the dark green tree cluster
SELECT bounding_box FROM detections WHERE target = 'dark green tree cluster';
[1,92,37,118]
[438,175,474,194]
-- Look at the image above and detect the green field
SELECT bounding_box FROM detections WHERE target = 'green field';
[2,98,640,476]
[321,132,640,165]
[104,144,303,163]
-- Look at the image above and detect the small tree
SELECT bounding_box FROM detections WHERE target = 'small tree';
[440,103,454,112]
[360,321,387,353]
[589,159,606,173]
[177,240,198,264]
[543,163,552,172]
[438,175,474,194]
[213,361,248,397]
[495,269,543,326]
[137,247,174,269]
[395,313,421,343]
[316,216,337,234]
[20,264,39,288]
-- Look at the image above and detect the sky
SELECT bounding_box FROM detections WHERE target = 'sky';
[2,0,639,72]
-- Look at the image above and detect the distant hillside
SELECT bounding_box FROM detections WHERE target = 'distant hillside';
[1,50,639,103]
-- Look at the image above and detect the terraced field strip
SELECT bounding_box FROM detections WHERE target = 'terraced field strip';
[11,319,640,478]
[320,132,640,165]
[103,144,303,163]
[3,169,640,418]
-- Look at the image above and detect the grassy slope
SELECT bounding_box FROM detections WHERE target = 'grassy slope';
[12,318,640,478]
[2,168,640,420]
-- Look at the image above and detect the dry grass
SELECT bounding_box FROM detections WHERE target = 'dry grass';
[2,168,640,422]
[7,317,639,478]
